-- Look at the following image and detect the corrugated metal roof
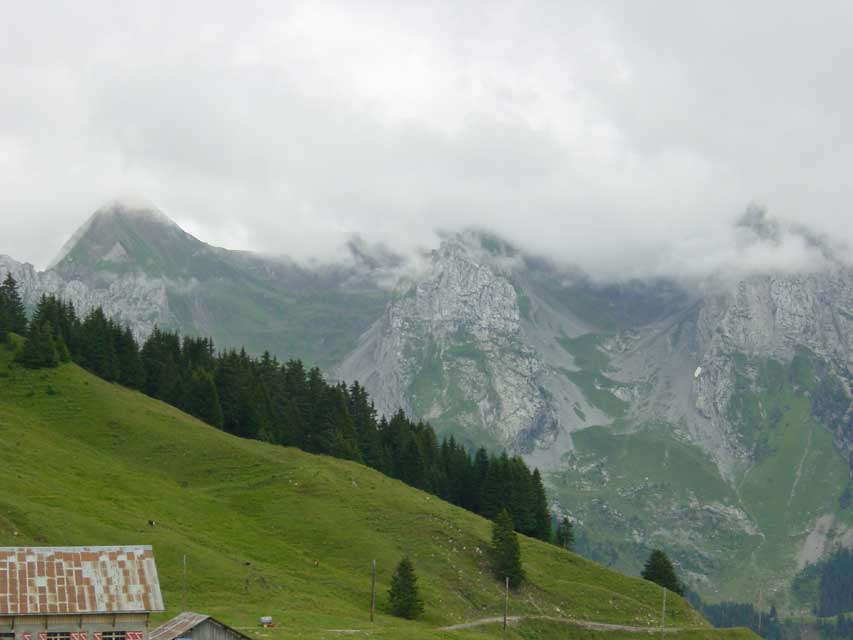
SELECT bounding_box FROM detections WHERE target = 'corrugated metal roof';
[0,546,164,615]
[150,613,255,640]
[149,612,210,640]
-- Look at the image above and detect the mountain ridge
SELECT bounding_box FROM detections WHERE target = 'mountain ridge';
[2,202,391,368]
[5,203,853,608]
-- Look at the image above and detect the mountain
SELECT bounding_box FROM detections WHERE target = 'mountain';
[1,200,391,368]
[5,201,852,610]
[338,230,853,609]
[0,340,756,639]
[338,233,558,451]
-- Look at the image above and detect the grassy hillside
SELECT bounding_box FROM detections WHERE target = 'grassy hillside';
[0,342,754,639]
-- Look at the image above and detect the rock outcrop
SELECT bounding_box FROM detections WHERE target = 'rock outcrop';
[338,235,557,449]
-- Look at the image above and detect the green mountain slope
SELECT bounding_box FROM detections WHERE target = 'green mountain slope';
[0,343,754,639]
[550,348,852,608]
[43,203,391,368]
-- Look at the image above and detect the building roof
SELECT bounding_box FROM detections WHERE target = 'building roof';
[0,546,164,615]
[150,612,210,640]
[150,613,254,640]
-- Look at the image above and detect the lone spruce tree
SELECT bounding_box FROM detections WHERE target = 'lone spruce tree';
[491,508,524,588]
[388,557,424,619]
[555,516,575,551]
[641,549,685,595]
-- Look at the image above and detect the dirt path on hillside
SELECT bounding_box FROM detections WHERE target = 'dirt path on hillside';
[439,615,693,633]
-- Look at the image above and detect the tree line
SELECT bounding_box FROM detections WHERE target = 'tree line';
[818,613,853,639]
[686,595,782,640]
[5,273,704,613]
[2,275,552,542]
[815,547,853,618]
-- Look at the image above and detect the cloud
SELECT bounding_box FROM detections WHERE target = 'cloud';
[1,0,852,281]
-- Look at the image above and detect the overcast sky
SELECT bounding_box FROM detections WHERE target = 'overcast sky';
[1,1,852,279]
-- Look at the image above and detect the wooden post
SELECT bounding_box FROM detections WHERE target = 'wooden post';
[757,587,762,636]
[660,587,667,639]
[504,576,509,632]
[182,554,187,611]
[370,560,377,623]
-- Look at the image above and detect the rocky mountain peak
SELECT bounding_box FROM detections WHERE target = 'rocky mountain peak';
[49,200,206,279]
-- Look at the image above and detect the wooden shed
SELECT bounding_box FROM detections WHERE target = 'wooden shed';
[0,546,165,640]
[150,613,252,640]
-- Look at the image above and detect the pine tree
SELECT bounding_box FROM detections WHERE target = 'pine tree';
[387,557,424,619]
[115,327,145,389]
[399,433,428,490]
[491,508,525,588]
[641,549,684,595]
[480,452,511,519]
[0,272,27,336]
[185,369,224,428]
[530,468,551,541]
[555,516,575,551]
[16,321,59,369]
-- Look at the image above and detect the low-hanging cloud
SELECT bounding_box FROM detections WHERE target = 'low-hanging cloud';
[1,0,852,282]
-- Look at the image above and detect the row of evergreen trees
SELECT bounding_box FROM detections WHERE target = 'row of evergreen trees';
[4,276,552,541]
[818,613,853,639]
[686,596,782,640]
[816,548,853,617]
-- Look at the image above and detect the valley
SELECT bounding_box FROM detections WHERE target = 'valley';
[4,202,853,614]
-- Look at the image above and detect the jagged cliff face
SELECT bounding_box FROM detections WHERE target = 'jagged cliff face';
[338,236,557,449]
[338,233,853,606]
[691,273,853,469]
[0,253,174,338]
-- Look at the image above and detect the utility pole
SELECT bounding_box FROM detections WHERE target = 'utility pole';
[504,577,509,632]
[660,587,667,639]
[182,555,187,611]
[757,587,762,636]
[370,560,377,623]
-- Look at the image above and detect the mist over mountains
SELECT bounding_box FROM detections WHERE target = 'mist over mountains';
[4,200,853,611]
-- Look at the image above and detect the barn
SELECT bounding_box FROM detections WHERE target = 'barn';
[150,613,252,640]
[0,546,164,640]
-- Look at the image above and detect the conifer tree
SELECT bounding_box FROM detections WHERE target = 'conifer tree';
[555,516,575,551]
[186,369,224,428]
[115,327,145,389]
[0,272,27,336]
[387,557,424,619]
[491,508,525,588]
[480,452,511,520]
[16,321,59,368]
[641,549,684,595]
[530,468,551,541]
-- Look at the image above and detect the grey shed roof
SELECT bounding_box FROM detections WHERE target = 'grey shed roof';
[0,546,164,615]
[150,613,254,640]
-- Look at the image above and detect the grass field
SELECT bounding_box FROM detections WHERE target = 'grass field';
[0,341,755,639]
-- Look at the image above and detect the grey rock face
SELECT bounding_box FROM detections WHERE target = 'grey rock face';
[337,236,557,449]
[0,254,174,340]
[690,271,853,470]
[2,202,391,367]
